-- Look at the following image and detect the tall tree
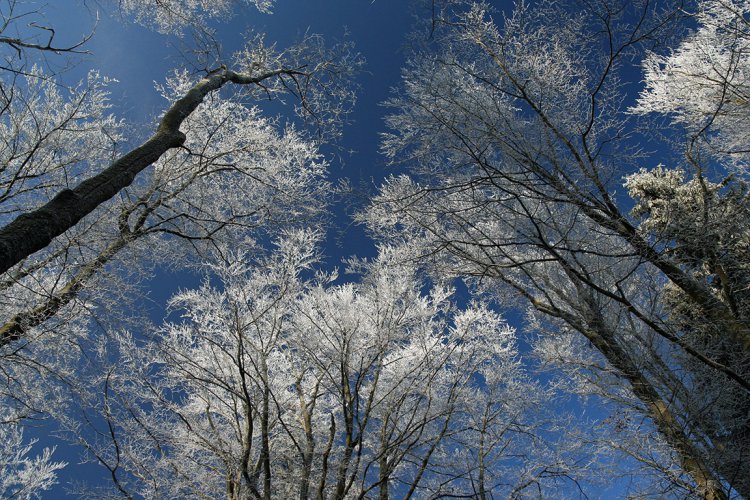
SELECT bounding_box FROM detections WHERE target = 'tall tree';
[0,0,357,352]
[63,235,596,498]
[362,0,749,497]
[0,1,355,489]
[0,60,345,275]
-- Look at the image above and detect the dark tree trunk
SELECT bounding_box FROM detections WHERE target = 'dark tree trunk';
[0,67,293,275]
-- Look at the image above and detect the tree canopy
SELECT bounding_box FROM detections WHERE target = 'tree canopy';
[0,0,748,498]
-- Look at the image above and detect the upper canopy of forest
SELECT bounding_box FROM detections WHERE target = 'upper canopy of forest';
[0,0,748,498]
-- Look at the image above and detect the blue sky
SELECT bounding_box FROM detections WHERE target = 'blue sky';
[20,1,647,496]
[28,0,426,494]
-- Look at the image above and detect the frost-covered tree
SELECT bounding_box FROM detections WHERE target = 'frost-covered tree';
[0,1,357,493]
[63,234,597,498]
[117,0,276,34]
[624,166,750,496]
[0,0,359,275]
[362,0,749,497]
[0,0,357,355]
[0,46,354,275]
[632,0,750,168]
[0,67,330,340]
[0,72,333,455]
[0,418,66,499]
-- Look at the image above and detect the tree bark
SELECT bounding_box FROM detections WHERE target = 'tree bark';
[317,413,336,500]
[536,284,729,500]
[0,233,131,346]
[0,67,296,275]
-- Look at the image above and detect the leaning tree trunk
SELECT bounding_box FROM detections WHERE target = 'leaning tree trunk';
[553,283,729,500]
[0,67,297,276]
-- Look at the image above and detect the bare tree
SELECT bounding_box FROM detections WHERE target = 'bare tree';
[0,57,348,275]
[362,0,749,497]
[59,235,596,498]
[0,2,357,491]
[0,0,359,356]
[0,415,65,499]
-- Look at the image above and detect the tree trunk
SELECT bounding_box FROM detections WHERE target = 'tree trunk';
[568,294,728,500]
[297,382,315,500]
[0,67,294,275]
[317,413,336,500]
[0,233,131,346]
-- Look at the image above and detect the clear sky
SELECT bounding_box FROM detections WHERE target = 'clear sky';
[29,0,432,494]
[22,1,638,496]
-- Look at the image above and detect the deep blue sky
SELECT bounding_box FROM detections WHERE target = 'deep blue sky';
[30,0,432,494]
[25,1,635,497]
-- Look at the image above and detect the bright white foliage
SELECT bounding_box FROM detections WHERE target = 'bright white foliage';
[69,235,589,498]
[3,0,748,497]
[0,65,330,386]
[633,0,750,165]
[364,1,750,497]
[0,419,66,499]
[0,69,121,220]
[118,0,275,33]
[146,70,329,255]
[0,29,333,497]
